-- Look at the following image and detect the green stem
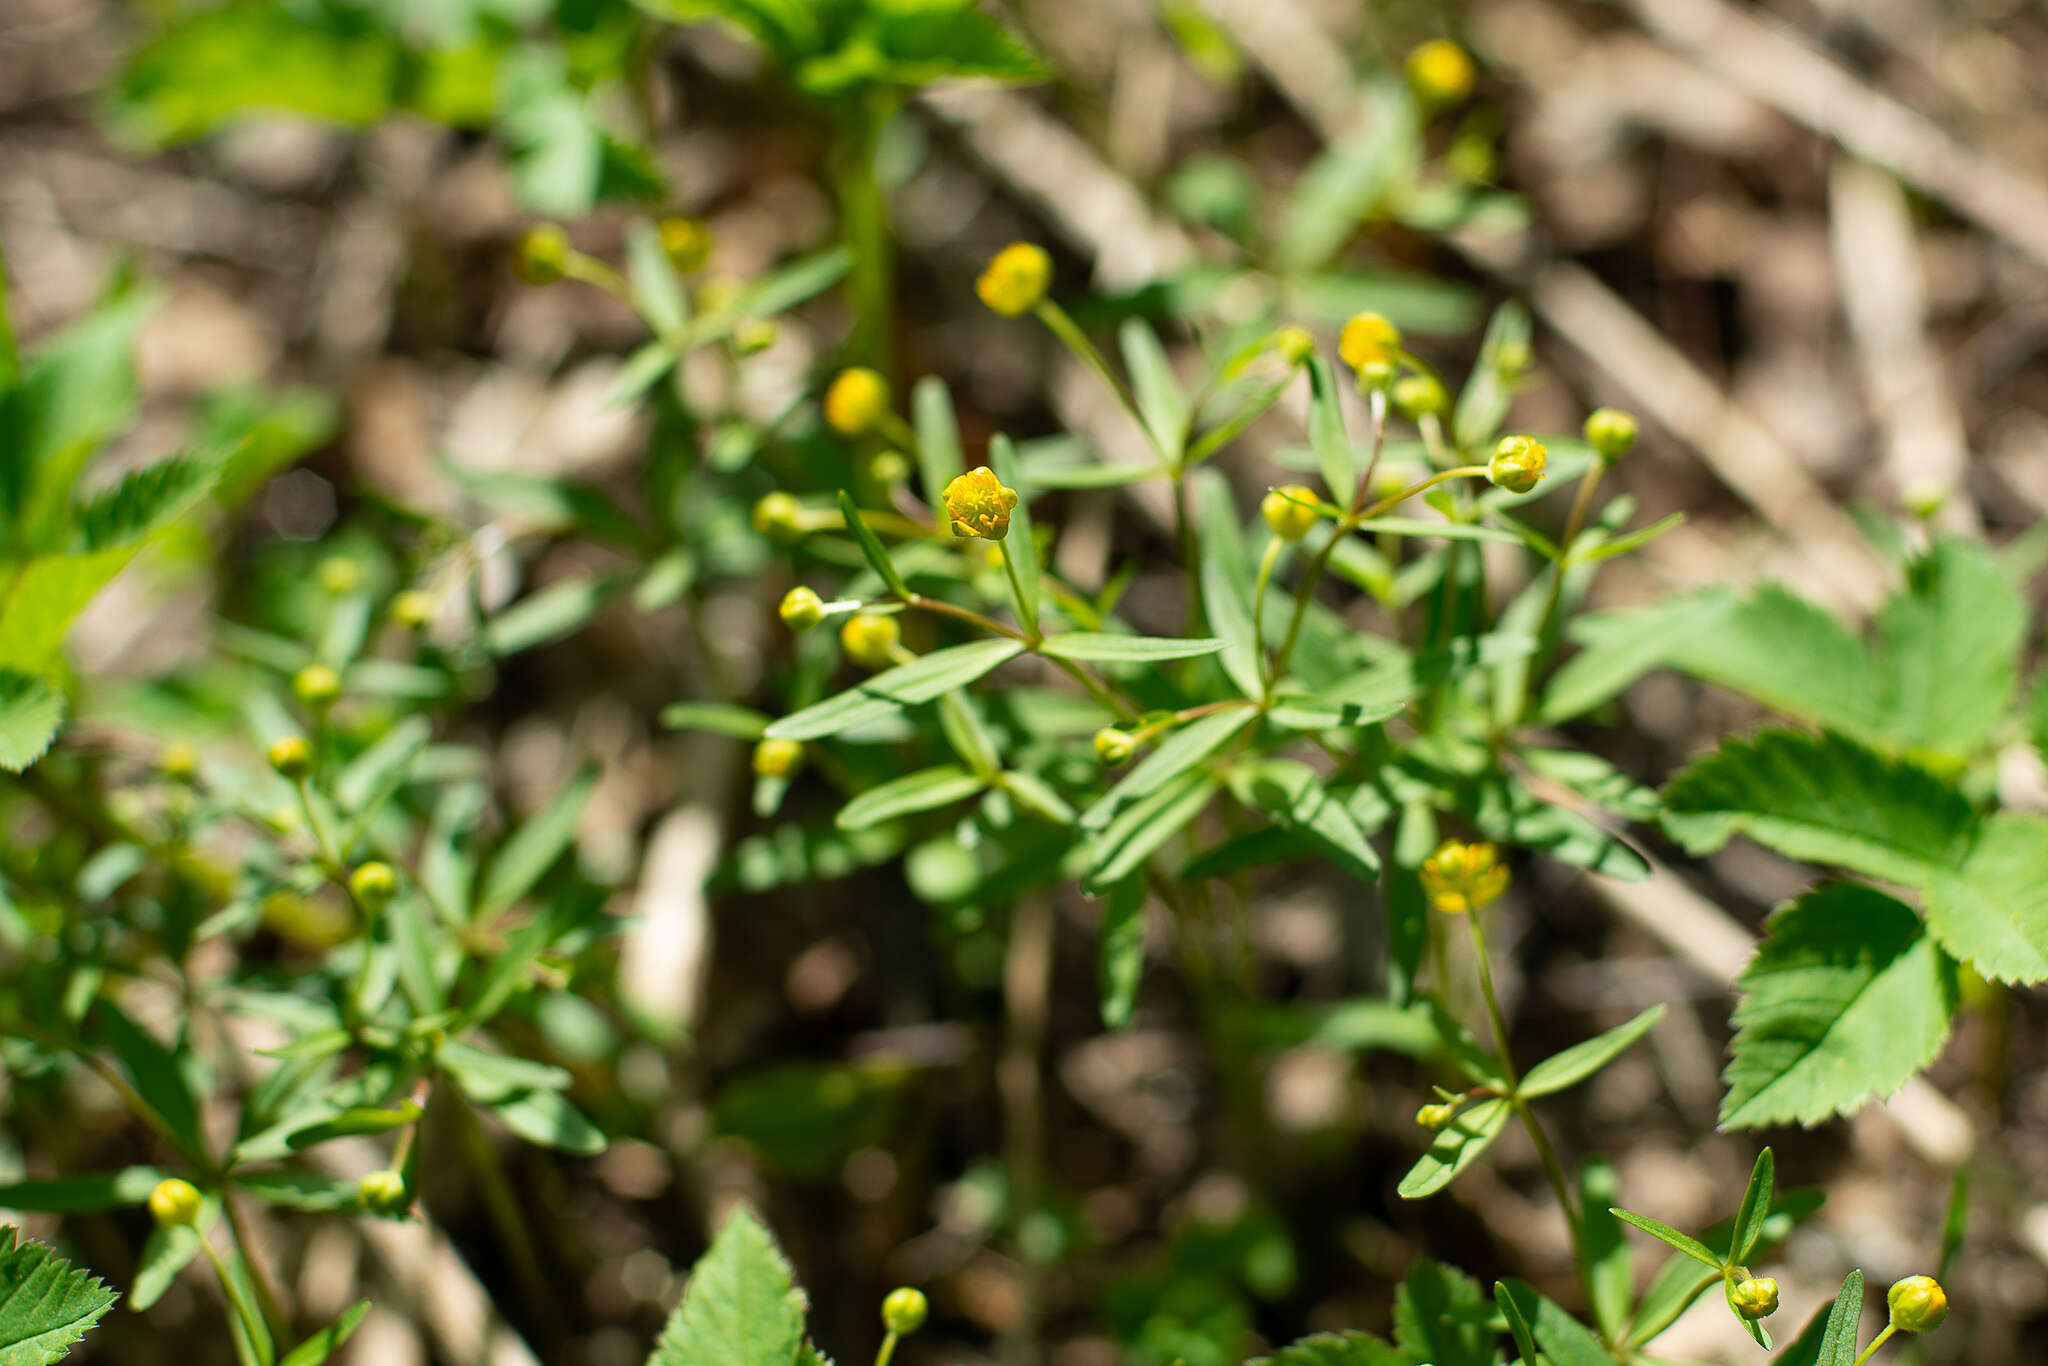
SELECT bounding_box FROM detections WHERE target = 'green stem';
[221,1191,291,1344]
[1033,299,1159,456]
[1534,460,1606,651]
[838,92,898,373]
[1849,1325,1897,1366]
[1250,537,1283,665]
[999,541,1040,640]
[200,1237,275,1366]
[1465,914,1579,1234]
[875,1331,902,1366]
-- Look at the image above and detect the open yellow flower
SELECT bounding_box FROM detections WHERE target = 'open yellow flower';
[942,466,1020,541]
[1339,311,1401,384]
[824,368,891,436]
[1419,840,1509,914]
[1406,39,1476,109]
[976,243,1052,316]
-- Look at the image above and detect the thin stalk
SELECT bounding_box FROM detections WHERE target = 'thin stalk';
[449,1089,561,1335]
[1533,460,1606,650]
[1250,537,1283,669]
[200,1237,275,1366]
[561,254,631,303]
[999,541,1040,639]
[838,92,898,373]
[221,1191,291,1344]
[874,1330,903,1366]
[1033,299,1158,455]
[1465,914,1578,1233]
[1173,470,1203,630]
[1849,1325,1897,1366]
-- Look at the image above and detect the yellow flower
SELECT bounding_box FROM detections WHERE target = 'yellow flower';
[824,368,891,437]
[657,216,712,273]
[1419,840,1508,914]
[1487,435,1547,494]
[1731,1277,1779,1321]
[1887,1276,1948,1333]
[943,466,1020,541]
[1583,407,1638,462]
[149,1178,203,1228]
[1261,485,1321,541]
[840,613,902,669]
[1339,312,1402,384]
[753,738,804,779]
[514,224,570,285]
[976,243,1052,316]
[1406,40,1476,109]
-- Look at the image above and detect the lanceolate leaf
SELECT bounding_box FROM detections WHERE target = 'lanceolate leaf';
[1098,876,1145,1030]
[1662,729,1974,887]
[647,1207,807,1366]
[1083,769,1220,894]
[1731,1148,1776,1263]
[1811,1271,1866,1366]
[836,491,911,600]
[0,1226,119,1364]
[1038,633,1225,663]
[1081,707,1255,833]
[1397,1098,1509,1199]
[835,766,986,830]
[765,639,1026,741]
[1519,1005,1665,1098]
[1610,1210,1723,1272]
[477,766,598,916]
[1721,883,1957,1129]
[1496,1281,1608,1366]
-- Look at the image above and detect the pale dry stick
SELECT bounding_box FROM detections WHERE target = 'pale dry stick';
[1827,158,1980,535]
[1624,0,2048,278]
[1192,0,1887,615]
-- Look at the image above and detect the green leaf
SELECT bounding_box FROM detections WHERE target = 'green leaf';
[626,219,689,341]
[0,672,63,774]
[1812,1271,1865,1366]
[1038,633,1225,663]
[1579,1160,1632,1343]
[72,456,213,550]
[1770,1301,1840,1366]
[1119,319,1188,462]
[1274,81,1418,271]
[1392,1260,1493,1366]
[0,1168,164,1214]
[0,1226,118,1364]
[1099,876,1145,1030]
[912,377,965,502]
[1875,537,2025,757]
[661,702,771,741]
[1351,516,1521,545]
[1496,1281,1608,1366]
[989,436,1040,630]
[1192,469,1263,697]
[1495,1282,1540,1366]
[486,575,627,655]
[333,715,432,817]
[1244,1331,1405,1366]
[490,1088,606,1155]
[1304,357,1354,505]
[721,247,851,329]
[477,766,597,916]
[1082,769,1220,894]
[836,491,911,600]
[646,1207,808,1366]
[96,1001,208,1167]
[278,1301,370,1366]
[1721,882,1958,1128]
[1228,759,1380,881]
[1611,1210,1724,1272]
[1662,729,1974,887]
[1396,1097,1509,1198]
[283,1104,421,1151]
[1080,707,1256,833]
[434,1042,572,1103]
[765,639,1026,741]
[1453,300,1530,451]
[835,766,987,830]
[1923,813,2048,984]
[1569,510,1686,565]
[1731,1148,1776,1264]
[1627,1189,1824,1349]
[1519,1005,1664,1098]
[439,461,647,549]
[130,1217,204,1312]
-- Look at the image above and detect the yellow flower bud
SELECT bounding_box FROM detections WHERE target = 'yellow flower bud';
[390,590,435,630]
[1419,839,1508,914]
[1903,481,1948,521]
[1339,312,1402,386]
[734,318,779,355]
[356,1169,410,1216]
[349,861,398,910]
[1583,407,1638,462]
[1391,373,1448,420]
[824,368,891,437]
[881,1287,929,1336]
[752,492,806,542]
[1272,325,1317,366]
[1093,728,1135,765]
[867,450,912,487]
[780,586,827,632]
[1261,486,1321,541]
[1406,39,1476,109]
[840,613,902,670]
[1887,1276,1948,1333]
[1731,1277,1780,1321]
[158,742,201,784]
[514,224,570,285]
[293,664,342,710]
[942,466,1020,542]
[976,243,1053,317]
[268,735,313,780]
[1487,435,1547,494]
[1416,1103,1454,1131]
[149,1177,203,1228]
[753,737,804,779]
[657,216,712,273]
[318,556,362,595]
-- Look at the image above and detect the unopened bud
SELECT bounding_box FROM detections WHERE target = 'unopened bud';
[1093,728,1134,765]
[1887,1276,1948,1333]
[779,586,826,632]
[514,224,570,285]
[1583,407,1638,462]
[753,738,804,780]
[881,1287,929,1336]
[349,861,397,910]
[840,613,901,670]
[1261,485,1321,541]
[1487,435,1547,494]
[356,1170,410,1216]
[268,735,313,780]
[293,663,342,710]
[149,1178,203,1228]
[1731,1277,1779,1321]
